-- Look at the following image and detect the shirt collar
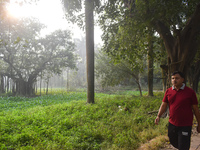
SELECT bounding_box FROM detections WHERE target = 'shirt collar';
[172,83,185,90]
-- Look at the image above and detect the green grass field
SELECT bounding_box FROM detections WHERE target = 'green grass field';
[0,91,170,150]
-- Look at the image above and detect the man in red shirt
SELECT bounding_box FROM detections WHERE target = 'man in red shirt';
[155,71,200,150]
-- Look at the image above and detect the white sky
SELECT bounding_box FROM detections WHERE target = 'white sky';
[6,0,102,44]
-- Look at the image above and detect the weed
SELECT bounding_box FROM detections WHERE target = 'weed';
[0,91,169,149]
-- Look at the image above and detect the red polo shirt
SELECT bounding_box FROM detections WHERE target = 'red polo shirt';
[162,85,198,126]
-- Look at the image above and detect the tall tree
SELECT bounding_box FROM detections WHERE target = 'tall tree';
[98,0,200,88]
[188,47,200,92]
[147,31,154,96]
[0,17,77,96]
[124,0,200,83]
[98,1,158,95]
[62,0,99,103]
[85,0,94,103]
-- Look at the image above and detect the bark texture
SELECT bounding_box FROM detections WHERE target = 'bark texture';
[85,0,95,103]
[155,3,200,79]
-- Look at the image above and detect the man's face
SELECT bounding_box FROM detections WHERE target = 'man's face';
[171,74,184,87]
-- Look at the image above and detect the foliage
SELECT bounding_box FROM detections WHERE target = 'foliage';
[98,1,153,64]
[61,0,200,86]
[62,0,101,28]
[98,0,200,79]
[0,17,77,96]
[0,91,170,149]
[3,19,76,75]
[95,50,143,88]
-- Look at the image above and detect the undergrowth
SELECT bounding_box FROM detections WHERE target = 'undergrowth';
[0,91,169,150]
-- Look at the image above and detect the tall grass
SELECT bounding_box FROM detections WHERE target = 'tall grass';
[0,91,169,150]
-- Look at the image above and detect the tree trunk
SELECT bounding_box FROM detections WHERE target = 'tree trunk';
[132,73,142,96]
[85,0,94,103]
[192,77,199,93]
[15,79,35,96]
[40,76,42,96]
[155,3,200,81]
[6,77,9,93]
[147,32,154,96]
[67,68,69,91]
[160,65,167,92]
[136,79,142,97]
[0,74,5,94]
[188,60,200,92]
[35,82,37,95]
[46,78,49,95]
[12,80,16,95]
[160,43,168,92]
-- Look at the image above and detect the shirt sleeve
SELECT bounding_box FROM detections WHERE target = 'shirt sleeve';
[162,89,169,103]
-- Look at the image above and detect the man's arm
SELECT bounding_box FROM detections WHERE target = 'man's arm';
[192,105,200,133]
[155,102,168,125]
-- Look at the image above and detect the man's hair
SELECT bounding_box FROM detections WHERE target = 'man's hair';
[171,71,185,79]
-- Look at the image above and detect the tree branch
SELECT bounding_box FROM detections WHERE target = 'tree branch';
[180,2,200,64]
[154,20,175,60]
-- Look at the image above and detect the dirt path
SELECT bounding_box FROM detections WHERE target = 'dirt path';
[138,122,200,150]
[161,124,200,150]
[161,134,200,150]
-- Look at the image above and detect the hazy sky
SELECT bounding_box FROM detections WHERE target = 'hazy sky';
[6,0,102,44]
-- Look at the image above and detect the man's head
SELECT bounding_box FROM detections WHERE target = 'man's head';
[171,71,185,88]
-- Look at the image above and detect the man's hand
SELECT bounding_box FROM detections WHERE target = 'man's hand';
[197,125,200,133]
[192,105,200,133]
[155,102,168,125]
[155,116,160,125]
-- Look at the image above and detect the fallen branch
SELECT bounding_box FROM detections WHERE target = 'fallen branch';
[148,110,158,114]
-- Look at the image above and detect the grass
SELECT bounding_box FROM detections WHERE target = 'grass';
[138,135,169,150]
[0,92,87,112]
[0,91,170,150]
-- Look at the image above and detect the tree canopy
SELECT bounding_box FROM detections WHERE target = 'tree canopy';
[98,0,200,87]
[0,17,77,96]
[61,0,200,92]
